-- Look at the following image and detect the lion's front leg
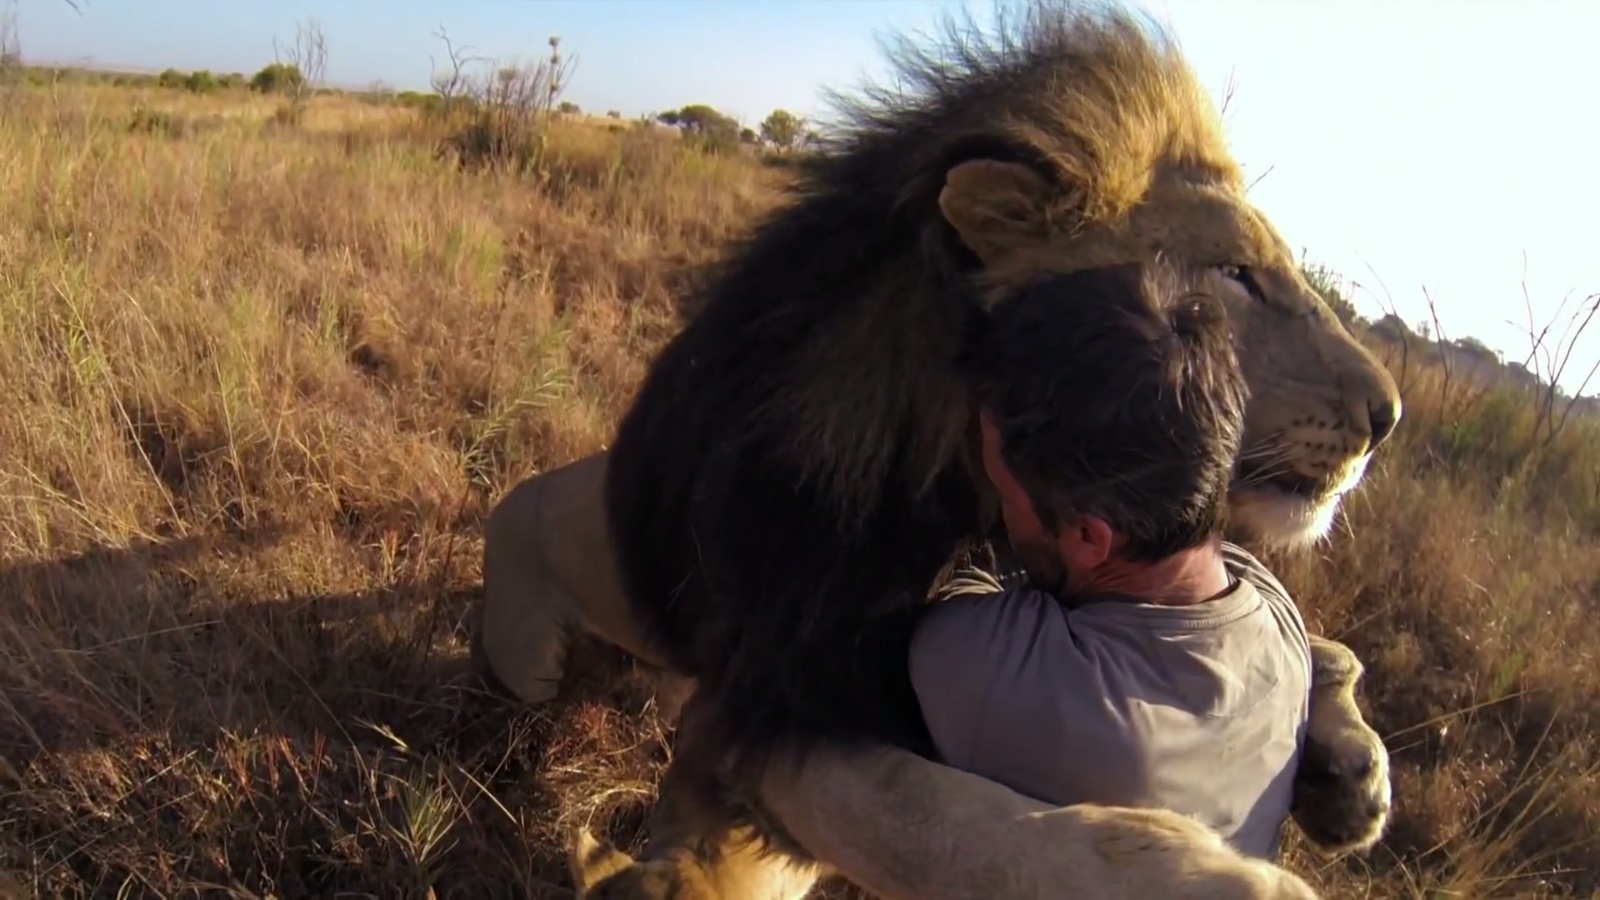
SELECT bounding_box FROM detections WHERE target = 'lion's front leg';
[1291,634,1391,854]
[757,740,1318,899]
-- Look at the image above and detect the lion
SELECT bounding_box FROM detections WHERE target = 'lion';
[476,2,1400,895]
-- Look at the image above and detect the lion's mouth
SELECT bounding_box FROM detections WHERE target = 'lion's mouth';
[1235,462,1328,501]
[1230,456,1367,546]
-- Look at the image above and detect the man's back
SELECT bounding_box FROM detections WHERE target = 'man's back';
[910,543,1311,858]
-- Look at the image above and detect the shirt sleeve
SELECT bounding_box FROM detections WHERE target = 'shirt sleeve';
[908,594,1007,771]
[909,587,1136,809]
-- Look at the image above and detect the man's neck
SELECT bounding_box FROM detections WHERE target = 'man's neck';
[1074,536,1232,607]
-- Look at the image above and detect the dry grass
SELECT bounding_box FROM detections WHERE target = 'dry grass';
[1,80,1597,899]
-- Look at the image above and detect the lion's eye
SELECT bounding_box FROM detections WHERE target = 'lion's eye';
[1217,264,1259,300]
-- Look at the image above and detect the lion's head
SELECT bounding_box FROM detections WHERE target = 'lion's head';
[939,160,1400,548]
[773,1,1400,550]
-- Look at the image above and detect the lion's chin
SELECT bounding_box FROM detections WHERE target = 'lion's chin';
[1229,455,1370,550]
[1228,486,1337,549]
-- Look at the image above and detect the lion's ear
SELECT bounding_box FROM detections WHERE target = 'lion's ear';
[938,159,1054,266]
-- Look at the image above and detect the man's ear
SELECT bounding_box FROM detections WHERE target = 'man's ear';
[1059,514,1115,573]
[938,159,1055,267]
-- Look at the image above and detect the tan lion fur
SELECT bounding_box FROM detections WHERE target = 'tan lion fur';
[473,452,695,720]
[481,1,1401,896]
[568,825,819,900]
[1290,637,1393,850]
[568,740,1319,899]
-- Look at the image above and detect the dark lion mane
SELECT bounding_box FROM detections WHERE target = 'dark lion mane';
[602,0,1240,817]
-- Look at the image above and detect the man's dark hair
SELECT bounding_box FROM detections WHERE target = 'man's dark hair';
[960,260,1247,562]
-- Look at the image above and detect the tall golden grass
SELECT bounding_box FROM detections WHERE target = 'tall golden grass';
[1,78,1597,898]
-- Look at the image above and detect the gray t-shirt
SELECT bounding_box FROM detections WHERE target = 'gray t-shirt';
[908,542,1311,859]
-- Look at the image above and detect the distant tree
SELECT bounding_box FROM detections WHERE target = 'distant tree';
[657,103,740,153]
[661,103,733,134]
[759,108,803,150]
[269,17,326,120]
[1369,313,1415,342]
[395,89,435,111]
[739,127,757,144]
[1454,336,1499,361]
[0,1,20,72]
[157,67,186,89]
[183,70,217,93]
[250,62,303,94]
[557,100,580,115]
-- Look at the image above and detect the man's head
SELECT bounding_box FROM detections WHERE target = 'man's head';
[961,260,1248,594]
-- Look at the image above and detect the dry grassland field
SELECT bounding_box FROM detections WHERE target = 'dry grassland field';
[1,53,1599,900]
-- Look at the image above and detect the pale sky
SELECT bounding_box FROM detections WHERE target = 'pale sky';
[18,0,1599,395]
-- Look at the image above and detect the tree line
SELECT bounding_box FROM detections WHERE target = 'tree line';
[653,104,814,153]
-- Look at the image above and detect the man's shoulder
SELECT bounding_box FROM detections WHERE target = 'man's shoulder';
[1220,542,1294,604]
[1220,542,1312,672]
[910,584,1096,709]
[913,585,1056,658]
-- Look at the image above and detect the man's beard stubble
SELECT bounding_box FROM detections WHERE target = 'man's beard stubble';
[1009,531,1067,599]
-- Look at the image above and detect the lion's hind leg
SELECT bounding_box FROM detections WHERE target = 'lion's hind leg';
[566,825,818,900]
[475,451,696,715]
[475,460,583,705]
[568,697,825,900]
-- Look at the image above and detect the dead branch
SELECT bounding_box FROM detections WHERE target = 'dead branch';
[1353,259,1412,396]
[1421,285,1456,418]
[273,17,327,109]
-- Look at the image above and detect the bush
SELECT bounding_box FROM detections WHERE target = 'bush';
[128,106,182,137]
[424,34,576,176]
[250,62,303,94]
[183,70,217,93]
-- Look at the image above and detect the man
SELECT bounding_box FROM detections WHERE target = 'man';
[909,259,1313,859]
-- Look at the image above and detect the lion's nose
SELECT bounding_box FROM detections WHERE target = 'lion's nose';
[1341,352,1403,455]
[1368,399,1397,449]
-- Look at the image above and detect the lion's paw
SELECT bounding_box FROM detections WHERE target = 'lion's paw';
[1291,713,1391,854]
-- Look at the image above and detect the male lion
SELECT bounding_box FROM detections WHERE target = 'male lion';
[476,2,1400,895]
